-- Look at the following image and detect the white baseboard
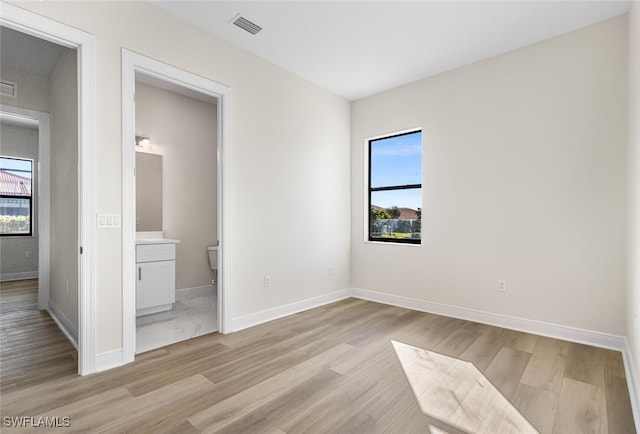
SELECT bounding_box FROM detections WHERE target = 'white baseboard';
[623,339,640,431]
[96,349,124,372]
[230,287,626,350]
[350,288,626,351]
[47,300,78,350]
[0,271,38,282]
[232,289,351,332]
[136,303,173,317]
[95,281,640,430]
[176,284,215,297]
[351,287,639,426]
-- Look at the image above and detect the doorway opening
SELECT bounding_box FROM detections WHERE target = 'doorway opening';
[1,4,97,375]
[133,74,218,353]
[121,50,231,362]
[0,107,50,308]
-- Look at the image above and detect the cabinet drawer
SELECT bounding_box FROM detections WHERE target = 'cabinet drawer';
[136,243,175,263]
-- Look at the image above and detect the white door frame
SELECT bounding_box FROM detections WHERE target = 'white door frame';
[1,3,97,375]
[0,106,51,310]
[121,49,232,363]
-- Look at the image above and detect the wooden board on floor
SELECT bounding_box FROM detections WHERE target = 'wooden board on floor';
[0,282,635,433]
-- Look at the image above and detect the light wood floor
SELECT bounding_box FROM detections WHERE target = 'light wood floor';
[0,280,635,433]
[0,279,77,394]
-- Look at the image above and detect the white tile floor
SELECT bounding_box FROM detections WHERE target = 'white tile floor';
[136,288,218,354]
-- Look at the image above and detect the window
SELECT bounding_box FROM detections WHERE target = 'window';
[368,130,422,244]
[0,156,33,236]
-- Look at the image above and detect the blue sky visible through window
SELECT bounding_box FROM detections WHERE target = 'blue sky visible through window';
[0,157,32,181]
[370,131,422,210]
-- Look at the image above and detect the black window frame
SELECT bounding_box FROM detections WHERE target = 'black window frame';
[0,156,34,237]
[368,130,422,245]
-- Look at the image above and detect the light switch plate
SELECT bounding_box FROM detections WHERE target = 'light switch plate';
[97,213,121,228]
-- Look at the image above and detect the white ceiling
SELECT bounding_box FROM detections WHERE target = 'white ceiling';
[0,26,64,76]
[152,1,630,101]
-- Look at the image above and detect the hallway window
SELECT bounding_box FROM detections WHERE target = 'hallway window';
[0,156,33,236]
[368,130,422,244]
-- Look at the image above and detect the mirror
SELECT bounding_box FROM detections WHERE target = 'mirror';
[136,151,163,231]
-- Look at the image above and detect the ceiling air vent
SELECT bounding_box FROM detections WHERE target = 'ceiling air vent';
[0,81,16,98]
[232,15,262,35]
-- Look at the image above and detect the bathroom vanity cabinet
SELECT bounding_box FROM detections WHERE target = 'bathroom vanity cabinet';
[135,240,178,316]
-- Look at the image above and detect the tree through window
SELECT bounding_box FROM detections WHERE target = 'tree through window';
[368,130,422,244]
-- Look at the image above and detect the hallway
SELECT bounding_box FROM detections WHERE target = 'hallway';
[0,279,76,394]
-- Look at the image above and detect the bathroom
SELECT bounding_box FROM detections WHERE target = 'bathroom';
[133,73,218,353]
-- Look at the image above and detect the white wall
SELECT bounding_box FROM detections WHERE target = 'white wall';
[0,67,50,280]
[135,82,217,290]
[352,16,628,335]
[0,123,39,279]
[49,48,78,331]
[9,1,352,353]
[627,1,640,406]
[0,67,49,112]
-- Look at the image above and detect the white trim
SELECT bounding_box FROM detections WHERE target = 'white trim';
[176,284,215,298]
[232,289,351,332]
[95,349,124,373]
[122,49,232,367]
[350,288,626,351]
[1,3,98,376]
[48,300,78,350]
[77,20,97,378]
[351,289,640,424]
[623,339,640,430]
[363,240,422,247]
[121,51,136,365]
[0,271,38,282]
[136,304,172,317]
[0,105,51,309]
[0,4,85,49]
[229,286,627,351]
[0,111,38,127]
[229,286,638,426]
[219,90,233,334]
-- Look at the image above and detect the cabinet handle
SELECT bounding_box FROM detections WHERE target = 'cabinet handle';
[138,266,142,281]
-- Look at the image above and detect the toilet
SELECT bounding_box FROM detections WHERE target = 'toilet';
[208,245,218,270]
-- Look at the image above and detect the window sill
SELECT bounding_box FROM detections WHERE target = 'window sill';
[364,240,422,247]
